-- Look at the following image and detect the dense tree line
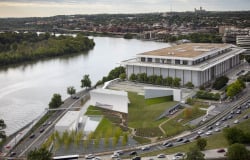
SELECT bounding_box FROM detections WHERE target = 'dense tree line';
[238,72,250,82]
[0,32,95,66]
[196,90,220,100]
[95,66,126,86]
[129,73,182,87]
[165,33,222,43]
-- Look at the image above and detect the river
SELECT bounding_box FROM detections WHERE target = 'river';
[0,36,169,136]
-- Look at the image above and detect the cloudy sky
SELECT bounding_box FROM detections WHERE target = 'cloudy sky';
[0,0,249,18]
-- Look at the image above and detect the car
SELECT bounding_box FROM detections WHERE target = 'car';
[222,117,227,121]
[205,131,212,135]
[243,115,249,119]
[215,122,220,126]
[207,126,213,130]
[114,150,124,155]
[72,95,80,99]
[165,143,173,147]
[85,154,95,159]
[42,122,47,126]
[233,119,239,124]
[227,115,233,119]
[111,153,119,158]
[162,141,169,146]
[176,138,183,142]
[214,128,221,132]
[182,138,190,143]
[230,110,235,114]
[236,109,241,114]
[157,154,165,158]
[47,121,52,125]
[174,152,185,157]
[29,133,35,139]
[217,148,226,153]
[197,130,204,135]
[237,106,241,109]
[39,128,45,133]
[129,151,137,156]
[172,156,183,160]
[141,145,150,151]
[10,152,16,157]
[92,157,102,160]
[132,156,141,160]
[5,145,11,149]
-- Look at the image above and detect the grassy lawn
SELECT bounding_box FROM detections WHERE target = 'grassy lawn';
[92,117,118,138]
[146,96,173,105]
[85,105,103,115]
[162,108,206,137]
[128,92,178,129]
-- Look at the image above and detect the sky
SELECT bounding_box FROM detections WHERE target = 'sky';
[0,0,249,18]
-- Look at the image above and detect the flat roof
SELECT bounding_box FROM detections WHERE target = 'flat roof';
[55,111,79,127]
[138,43,230,58]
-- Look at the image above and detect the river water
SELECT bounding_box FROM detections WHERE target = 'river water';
[0,36,169,136]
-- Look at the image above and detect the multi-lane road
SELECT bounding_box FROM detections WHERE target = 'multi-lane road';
[4,85,250,160]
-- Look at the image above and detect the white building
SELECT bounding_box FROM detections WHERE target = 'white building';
[237,35,250,54]
[55,111,80,133]
[121,43,246,87]
[89,88,129,114]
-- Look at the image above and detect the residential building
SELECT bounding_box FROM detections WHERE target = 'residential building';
[121,43,246,87]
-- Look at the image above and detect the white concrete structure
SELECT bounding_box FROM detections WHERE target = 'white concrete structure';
[89,88,129,114]
[55,111,80,133]
[122,43,246,87]
[144,87,181,101]
[237,35,250,54]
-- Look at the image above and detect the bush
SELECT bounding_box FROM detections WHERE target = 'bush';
[196,90,220,100]
[212,76,229,90]
[185,82,194,88]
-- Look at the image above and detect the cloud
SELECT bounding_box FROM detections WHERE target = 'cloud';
[0,0,249,17]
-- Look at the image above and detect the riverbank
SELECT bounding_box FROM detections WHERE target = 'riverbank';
[0,33,95,67]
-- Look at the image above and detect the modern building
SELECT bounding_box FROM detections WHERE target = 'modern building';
[89,88,129,126]
[237,35,250,54]
[121,43,246,87]
[55,111,80,133]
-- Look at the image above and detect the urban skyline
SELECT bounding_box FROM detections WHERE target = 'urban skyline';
[0,0,250,18]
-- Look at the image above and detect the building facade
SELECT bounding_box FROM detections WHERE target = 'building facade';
[237,35,250,54]
[121,43,246,87]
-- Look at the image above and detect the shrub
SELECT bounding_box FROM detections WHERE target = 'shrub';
[196,90,220,100]
[212,76,229,90]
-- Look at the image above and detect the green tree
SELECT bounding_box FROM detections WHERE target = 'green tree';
[67,86,76,97]
[185,81,194,89]
[81,74,91,88]
[227,143,249,160]
[165,77,173,86]
[223,127,245,144]
[196,138,207,150]
[185,147,205,160]
[27,147,52,160]
[129,73,137,81]
[212,76,229,90]
[119,73,126,80]
[49,93,63,109]
[173,77,181,87]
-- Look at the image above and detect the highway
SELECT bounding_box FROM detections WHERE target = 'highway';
[6,88,90,158]
[4,85,250,160]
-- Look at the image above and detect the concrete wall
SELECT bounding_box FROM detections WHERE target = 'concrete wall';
[144,87,181,101]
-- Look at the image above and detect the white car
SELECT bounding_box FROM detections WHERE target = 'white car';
[234,119,239,124]
[214,128,221,132]
[114,150,124,155]
[111,154,119,158]
[92,157,102,160]
[205,130,212,135]
[157,154,166,158]
[85,154,95,159]
[215,121,220,126]
[141,145,150,151]
[197,130,204,135]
